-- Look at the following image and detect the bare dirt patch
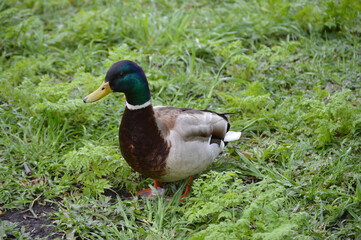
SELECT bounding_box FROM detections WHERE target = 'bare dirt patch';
[0,201,63,239]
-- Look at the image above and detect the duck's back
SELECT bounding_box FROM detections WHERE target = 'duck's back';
[153,106,230,182]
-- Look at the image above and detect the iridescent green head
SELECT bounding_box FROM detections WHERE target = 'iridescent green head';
[83,60,151,106]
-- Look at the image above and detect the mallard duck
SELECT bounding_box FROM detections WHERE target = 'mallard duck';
[83,60,241,200]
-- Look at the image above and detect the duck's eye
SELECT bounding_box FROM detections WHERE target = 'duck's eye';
[118,72,126,78]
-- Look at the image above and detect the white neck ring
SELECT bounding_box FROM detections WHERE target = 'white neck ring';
[126,99,152,110]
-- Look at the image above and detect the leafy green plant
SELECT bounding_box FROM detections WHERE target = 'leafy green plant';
[302,89,361,147]
[63,142,135,196]
[0,221,32,240]
[184,171,310,239]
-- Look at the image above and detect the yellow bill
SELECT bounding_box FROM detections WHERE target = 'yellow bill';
[83,81,113,103]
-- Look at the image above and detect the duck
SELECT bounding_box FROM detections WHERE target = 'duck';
[83,60,242,200]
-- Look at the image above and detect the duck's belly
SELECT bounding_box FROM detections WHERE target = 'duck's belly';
[158,132,224,182]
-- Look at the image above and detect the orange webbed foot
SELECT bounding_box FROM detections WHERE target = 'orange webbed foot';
[180,176,193,202]
[137,180,164,198]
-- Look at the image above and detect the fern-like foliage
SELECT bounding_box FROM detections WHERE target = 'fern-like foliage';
[63,142,134,196]
[302,89,361,147]
[183,171,310,239]
[271,88,361,147]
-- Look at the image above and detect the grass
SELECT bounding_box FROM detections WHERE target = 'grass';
[1,0,361,239]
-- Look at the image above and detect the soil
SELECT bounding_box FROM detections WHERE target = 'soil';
[0,201,63,240]
[104,187,133,200]
[0,188,132,239]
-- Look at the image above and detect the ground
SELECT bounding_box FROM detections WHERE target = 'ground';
[0,202,61,239]
[0,188,133,239]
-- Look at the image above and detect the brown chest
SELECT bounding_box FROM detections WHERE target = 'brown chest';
[118,106,169,180]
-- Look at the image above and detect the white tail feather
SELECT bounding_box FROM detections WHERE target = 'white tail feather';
[224,131,242,142]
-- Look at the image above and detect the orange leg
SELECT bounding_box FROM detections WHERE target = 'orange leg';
[180,176,193,201]
[137,180,163,198]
